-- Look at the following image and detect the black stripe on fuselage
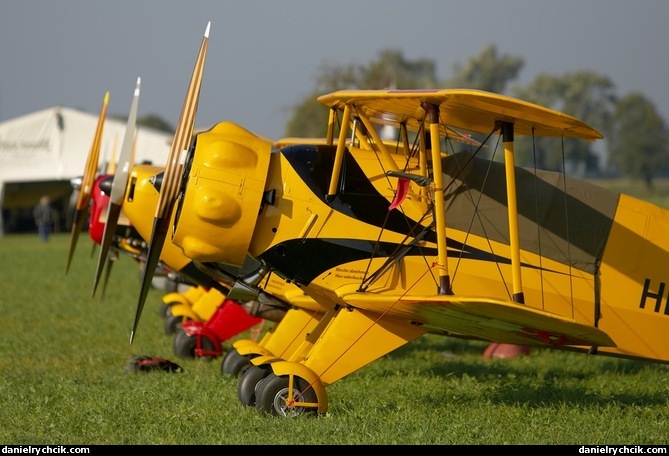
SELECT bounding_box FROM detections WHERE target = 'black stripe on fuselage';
[258,145,510,285]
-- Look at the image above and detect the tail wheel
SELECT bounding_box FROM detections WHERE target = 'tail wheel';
[172,328,217,361]
[255,373,319,417]
[237,364,271,407]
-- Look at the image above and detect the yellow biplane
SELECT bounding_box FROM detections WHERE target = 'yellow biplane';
[104,23,669,417]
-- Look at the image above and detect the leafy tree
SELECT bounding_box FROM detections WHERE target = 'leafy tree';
[284,49,440,137]
[137,114,174,133]
[285,45,524,138]
[609,92,669,190]
[109,113,174,134]
[360,49,440,89]
[285,48,662,184]
[512,71,616,174]
[284,90,329,139]
[446,44,524,93]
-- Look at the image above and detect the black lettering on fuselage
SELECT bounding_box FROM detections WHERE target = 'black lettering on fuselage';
[639,278,669,315]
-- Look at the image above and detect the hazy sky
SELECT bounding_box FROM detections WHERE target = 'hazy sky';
[1,0,667,140]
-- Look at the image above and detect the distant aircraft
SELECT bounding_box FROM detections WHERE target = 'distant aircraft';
[103,23,669,417]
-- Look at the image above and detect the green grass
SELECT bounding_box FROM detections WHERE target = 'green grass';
[1,221,669,444]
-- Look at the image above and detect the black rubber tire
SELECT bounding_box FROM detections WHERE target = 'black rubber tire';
[159,303,173,318]
[173,328,217,361]
[255,373,319,417]
[164,278,179,293]
[237,364,271,407]
[221,349,253,377]
[172,327,189,355]
[164,313,187,336]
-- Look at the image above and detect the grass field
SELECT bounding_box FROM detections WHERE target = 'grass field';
[1,196,669,444]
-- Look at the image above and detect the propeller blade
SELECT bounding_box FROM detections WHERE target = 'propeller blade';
[106,133,119,174]
[130,22,210,344]
[93,77,141,296]
[100,251,115,301]
[66,91,109,274]
[93,202,122,296]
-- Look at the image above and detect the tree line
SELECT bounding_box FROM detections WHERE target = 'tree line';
[137,44,669,190]
[284,45,668,189]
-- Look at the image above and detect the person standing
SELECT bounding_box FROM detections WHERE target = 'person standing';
[33,195,56,242]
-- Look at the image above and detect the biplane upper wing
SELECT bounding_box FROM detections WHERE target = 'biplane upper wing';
[317,89,603,140]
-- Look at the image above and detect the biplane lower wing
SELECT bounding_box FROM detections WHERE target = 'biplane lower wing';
[342,293,616,348]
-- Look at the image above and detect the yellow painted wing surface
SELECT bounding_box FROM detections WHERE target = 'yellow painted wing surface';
[318,89,603,140]
[342,293,616,348]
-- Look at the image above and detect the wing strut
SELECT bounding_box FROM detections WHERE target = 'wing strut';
[499,120,525,304]
[422,102,452,295]
[326,104,352,202]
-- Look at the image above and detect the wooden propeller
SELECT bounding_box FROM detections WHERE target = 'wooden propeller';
[93,77,141,297]
[65,91,109,274]
[130,22,210,344]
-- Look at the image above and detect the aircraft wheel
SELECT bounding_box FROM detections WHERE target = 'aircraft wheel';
[237,364,271,407]
[221,349,253,377]
[255,373,319,417]
[164,314,191,336]
[159,303,173,318]
[163,278,179,293]
[173,328,217,361]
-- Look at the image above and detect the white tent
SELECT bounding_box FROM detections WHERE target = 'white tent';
[0,107,173,235]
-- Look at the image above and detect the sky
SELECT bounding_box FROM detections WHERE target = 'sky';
[1,0,668,141]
